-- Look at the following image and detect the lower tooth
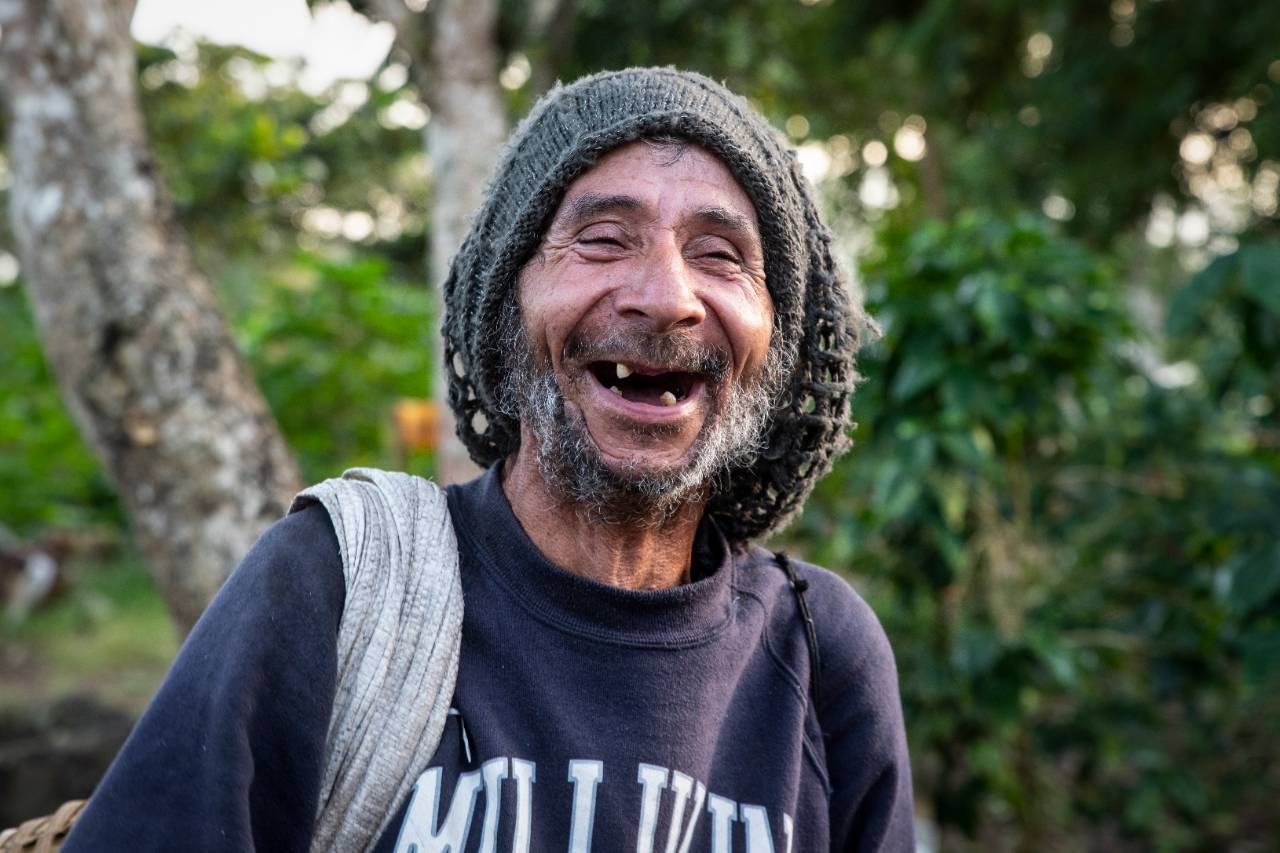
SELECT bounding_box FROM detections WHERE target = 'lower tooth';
[609,385,623,396]
[660,391,677,407]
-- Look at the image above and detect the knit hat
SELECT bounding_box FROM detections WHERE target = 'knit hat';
[442,67,864,544]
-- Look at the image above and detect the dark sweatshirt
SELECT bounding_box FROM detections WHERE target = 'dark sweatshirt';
[65,467,914,852]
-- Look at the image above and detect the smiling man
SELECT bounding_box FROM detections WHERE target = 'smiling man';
[64,69,913,853]
[499,139,782,588]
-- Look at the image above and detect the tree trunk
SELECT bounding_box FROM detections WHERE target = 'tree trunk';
[373,0,507,483]
[527,0,576,97]
[0,0,303,633]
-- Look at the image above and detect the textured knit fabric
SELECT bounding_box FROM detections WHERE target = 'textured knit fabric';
[442,67,867,544]
[288,469,463,853]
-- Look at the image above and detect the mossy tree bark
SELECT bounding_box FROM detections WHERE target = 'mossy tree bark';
[0,0,302,633]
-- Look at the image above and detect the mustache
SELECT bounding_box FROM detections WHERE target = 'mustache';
[563,327,731,384]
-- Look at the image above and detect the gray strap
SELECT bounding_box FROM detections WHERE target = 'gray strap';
[289,468,463,853]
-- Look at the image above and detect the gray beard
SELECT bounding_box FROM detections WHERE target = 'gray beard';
[497,315,788,528]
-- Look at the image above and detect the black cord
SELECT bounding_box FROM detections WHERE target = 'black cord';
[775,551,822,704]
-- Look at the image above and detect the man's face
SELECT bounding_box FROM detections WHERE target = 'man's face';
[509,140,778,518]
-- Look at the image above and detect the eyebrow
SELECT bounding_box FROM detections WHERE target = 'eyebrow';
[691,205,758,241]
[555,192,645,229]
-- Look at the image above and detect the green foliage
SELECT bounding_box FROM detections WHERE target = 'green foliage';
[786,210,1280,848]
[1166,239,1280,400]
[0,286,122,534]
[137,43,428,267]
[224,251,435,482]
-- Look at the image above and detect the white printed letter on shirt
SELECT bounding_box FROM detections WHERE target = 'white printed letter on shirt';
[393,767,483,853]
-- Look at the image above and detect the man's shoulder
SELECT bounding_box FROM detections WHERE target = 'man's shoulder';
[734,553,913,846]
[735,547,899,706]
[247,502,343,583]
[260,500,342,559]
[736,547,885,637]
[793,555,895,668]
[211,502,345,625]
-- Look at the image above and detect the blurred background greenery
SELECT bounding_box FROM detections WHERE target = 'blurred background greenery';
[2,0,1278,849]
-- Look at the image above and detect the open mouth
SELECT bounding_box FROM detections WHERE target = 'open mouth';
[586,360,705,408]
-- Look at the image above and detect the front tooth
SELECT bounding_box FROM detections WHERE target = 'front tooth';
[616,363,633,379]
[609,385,623,396]
[659,390,677,406]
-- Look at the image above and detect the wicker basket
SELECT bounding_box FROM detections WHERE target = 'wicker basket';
[0,800,86,853]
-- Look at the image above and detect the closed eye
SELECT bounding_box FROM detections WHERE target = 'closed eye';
[692,247,745,268]
[687,234,744,266]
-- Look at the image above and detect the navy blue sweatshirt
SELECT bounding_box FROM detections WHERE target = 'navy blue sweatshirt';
[65,468,914,852]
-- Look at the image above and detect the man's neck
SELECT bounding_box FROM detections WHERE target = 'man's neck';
[500,448,705,591]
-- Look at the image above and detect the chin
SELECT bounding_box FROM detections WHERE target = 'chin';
[596,449,700,485]
[587,424,704,473]
[533,410,715,525]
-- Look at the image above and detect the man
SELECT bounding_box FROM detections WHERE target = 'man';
[65,68,913,851]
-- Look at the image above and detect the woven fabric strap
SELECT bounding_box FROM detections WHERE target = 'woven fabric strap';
[0,799,85,853]
[288,468,463,853]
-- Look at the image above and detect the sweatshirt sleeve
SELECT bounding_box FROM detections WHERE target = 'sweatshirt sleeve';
[804,567,916,853]
[63,503,346,853]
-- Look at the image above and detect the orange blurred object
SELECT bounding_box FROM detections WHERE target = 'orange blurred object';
[393,398,442,452]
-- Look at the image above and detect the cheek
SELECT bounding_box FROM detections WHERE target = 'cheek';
[519,298,566,367]
[518,267,607,366]
[714,291,774,374]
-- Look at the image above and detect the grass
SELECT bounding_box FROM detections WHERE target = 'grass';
[1,551,178,716]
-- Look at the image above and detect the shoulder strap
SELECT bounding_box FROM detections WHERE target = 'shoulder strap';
[289,468,463,853]
[775,551,822,703]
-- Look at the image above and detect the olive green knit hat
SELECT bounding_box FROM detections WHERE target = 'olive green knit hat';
[442,67,865,544]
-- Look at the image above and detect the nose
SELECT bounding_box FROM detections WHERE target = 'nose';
[613,238,706,331]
